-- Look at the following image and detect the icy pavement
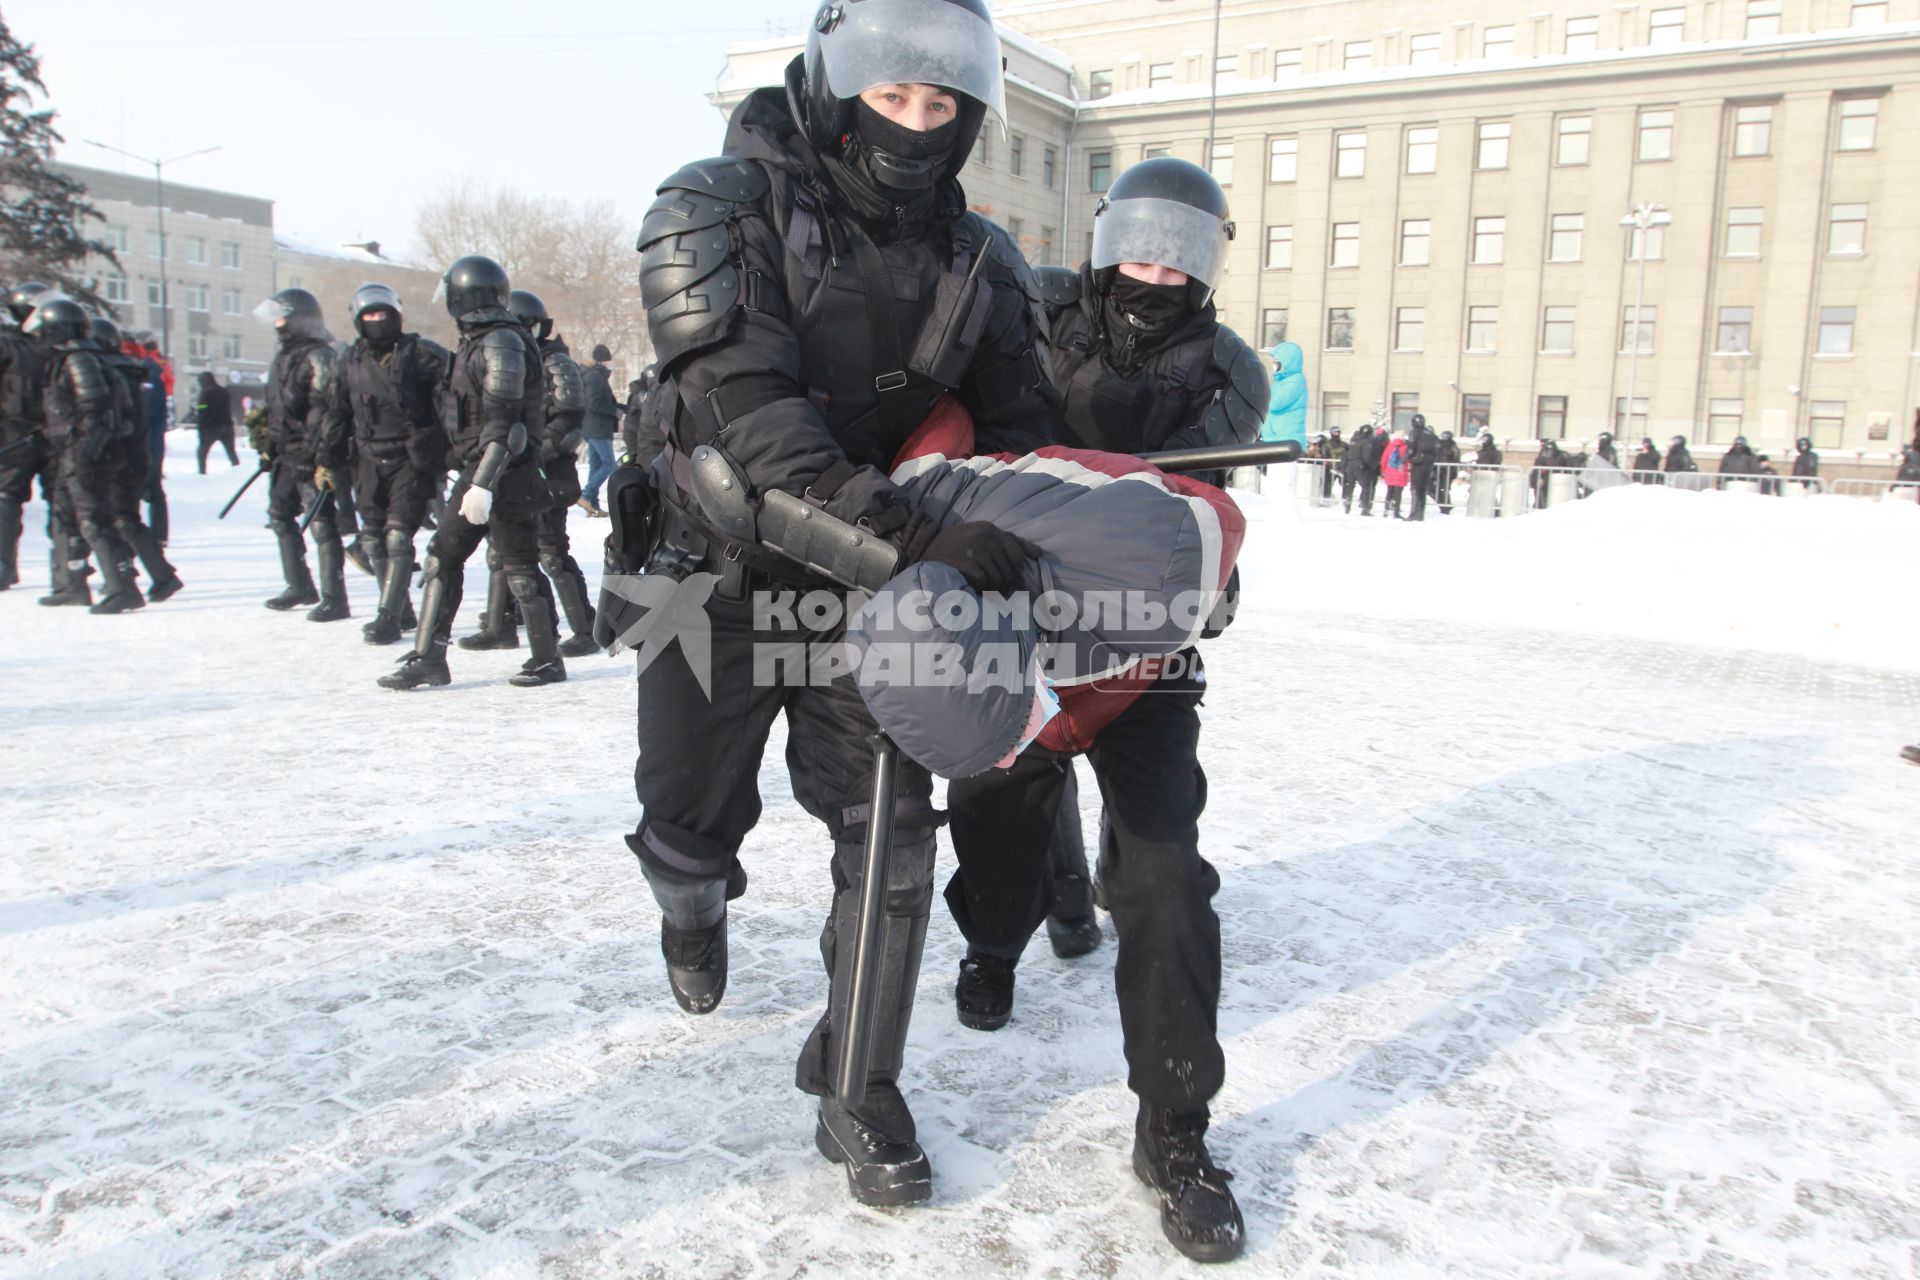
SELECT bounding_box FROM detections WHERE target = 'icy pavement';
[2,440,1919,1278]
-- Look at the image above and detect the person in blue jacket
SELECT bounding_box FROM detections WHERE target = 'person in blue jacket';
[1261,340,1307,445]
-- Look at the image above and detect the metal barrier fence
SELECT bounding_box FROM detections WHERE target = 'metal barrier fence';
[1287,459,1920,515]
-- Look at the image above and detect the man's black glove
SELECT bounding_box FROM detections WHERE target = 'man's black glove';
[916,520,1042,595]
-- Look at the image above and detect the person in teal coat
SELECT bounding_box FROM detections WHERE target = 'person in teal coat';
[1261,340,1308,444]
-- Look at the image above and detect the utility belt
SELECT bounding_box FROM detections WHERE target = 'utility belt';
[653,481,832,601]
[358,438,416,464]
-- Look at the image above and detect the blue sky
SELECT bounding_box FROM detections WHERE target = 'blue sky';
[12,0,806,261]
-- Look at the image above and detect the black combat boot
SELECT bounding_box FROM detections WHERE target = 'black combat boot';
[266,526,318,609]
[1045,911,1103,959]
[815,1081,932,1207]
[378,647,451,690]
[306,539,350,621]
[955,949,1016,1031]
[363,611,403,645]
[1133,1106,1245,1263]
[457,567,518,649]
[549,556,602,657]
[661,914,727,1014]
[87,546,145,616]
[507,576,566,686]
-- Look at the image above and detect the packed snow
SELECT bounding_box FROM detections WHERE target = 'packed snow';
[2,437,1917,1278]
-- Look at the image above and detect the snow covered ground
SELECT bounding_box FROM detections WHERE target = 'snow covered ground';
[2,436,1918,1278]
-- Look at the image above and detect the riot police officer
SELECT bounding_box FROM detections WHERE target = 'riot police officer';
[253,288,346,619]
[942,154,1260,1261]
[379,255,562,691]
[92,316,183,601]
[321,283,449,646]
[625,0,1054,1210]
[1,282,59,597]
[23,297,143,614]
[457,290,598,656]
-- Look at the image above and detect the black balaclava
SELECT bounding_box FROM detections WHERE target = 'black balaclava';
[360,311,403,350]
[821,100,962,245]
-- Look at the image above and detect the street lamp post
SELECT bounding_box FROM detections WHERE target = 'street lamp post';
[81,140,222,360]
[1618,201,1672,442]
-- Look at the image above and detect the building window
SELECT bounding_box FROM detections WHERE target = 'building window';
[1621,304,1657,353]
[1274,48,1303,81]
[1838,97,1879,150]
[1089,150,1111,192]
[1401,218,1432,266]
[1331,222,1360,268]
[1746,0,1781,38]
[1345,41,1372,71]
[1261,308,1290,346]
[1483,25,1515,58]
[1554,115,1591,166]
[1215,54,1238,77]
[1395,306,1425,351]
[977,130,992,166]
[1323,391,1350,431]
[1817,306,1855,354]
[1266,225,1294,269]
[1466,305,1498,351]
[1828,203,1867,255]
[1088,69,1113,99]
[1406,125,1438,174]
[1039,226,1055,264]
[1409,32,1442,65]
[186,282,210,313]
[1707,397,1745,443]
[1732,104,1772,157]
[1537,395,1569,438]
[1852,0,1889,23]
[1462,394,1492,433]
[1725,206,1764,257]
[1808,400,1845,447]
[1008,217,1024,249]
[1149,62,1174,88]
[1549,213,1584,261]
[104,224,129,252]
[220,241,242,270]
[1209,140,1234,185]
[146,281,163,307]
[1629,221,1666,260]
[187,332,209,360]
[184,236,206,265]
[221,332,243,360]
[1144,143,1171,159]
[1616,395,1650,434]
[1009,134,1024,176]
[221,286,242,316]
[1327,307,1355,350]
[1566,16,1600,53]
[147,232,165,260]
[1638,108,1675,161]
[1043,147,1056,188]
[1392,393,1422,432]
[103,275,129,304]
[1716,305,1754,353]
[1542,305,1576,352]
[1270,137,1299,182]
[1335,130,1366,178]
[1650,7,1686,44]
[1477,120,1511,170]
[1473,216,1505,264]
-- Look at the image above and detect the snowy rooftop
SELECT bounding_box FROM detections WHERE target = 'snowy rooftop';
[2,446,1917,1275]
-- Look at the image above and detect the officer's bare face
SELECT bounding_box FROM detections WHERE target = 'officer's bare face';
[1117,262,1189,286]
[859,83,960,133]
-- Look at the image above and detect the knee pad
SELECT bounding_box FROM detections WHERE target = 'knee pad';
[309,514,338,543]
[384,527,413,561]
[484,543,504,573]
[504,569,542,603]
[418,552,451,586]
[267,516,296,537]
[538,551,570,580]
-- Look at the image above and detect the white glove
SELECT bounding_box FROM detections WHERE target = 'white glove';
[459,485,494,525]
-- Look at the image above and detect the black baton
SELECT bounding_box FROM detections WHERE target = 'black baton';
[1137,439,1304,473]
[835,733,899,1107]
[298,487,333,534]
[217,464,267,519]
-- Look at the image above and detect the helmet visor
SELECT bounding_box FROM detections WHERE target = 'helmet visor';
[817,0,1008,133]
[351,283,402,319]
[1091,196,1232,290]
[251,297,294,327]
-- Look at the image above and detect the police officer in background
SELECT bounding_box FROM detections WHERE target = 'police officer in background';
[1406,412,1437,521]
[379,255,562,691]
[23,297,143,614]
[321,283,449,646]
[93,316,183,601]
[942,153,1261,1262]
[619,361,662,471]
[627,0,1054,1209]
[252,289,347,620]
[1,282,55,594]
[457,290,598,656]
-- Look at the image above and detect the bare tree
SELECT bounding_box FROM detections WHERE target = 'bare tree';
[413,175,649,378]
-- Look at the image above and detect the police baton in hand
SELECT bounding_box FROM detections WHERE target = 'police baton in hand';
[217,463,268,519]
[835,733,900,1109]
[298,487,333,534]
[1136,439,1303,474]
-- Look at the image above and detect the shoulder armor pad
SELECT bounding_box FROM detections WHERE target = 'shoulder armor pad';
[638,157,769,252]
[480,329,528,401]
[67,350,109,404]
[1030,266,1083,309]
[1214,326,1268,431]
[659,156,770,205]
[545,350,587,413]
[306,344,336,397]
[640,178,756,370]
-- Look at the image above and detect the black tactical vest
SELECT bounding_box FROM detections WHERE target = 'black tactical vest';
[339,336,433,456]
[268,336,332,456]
[1049,306,1218,456]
